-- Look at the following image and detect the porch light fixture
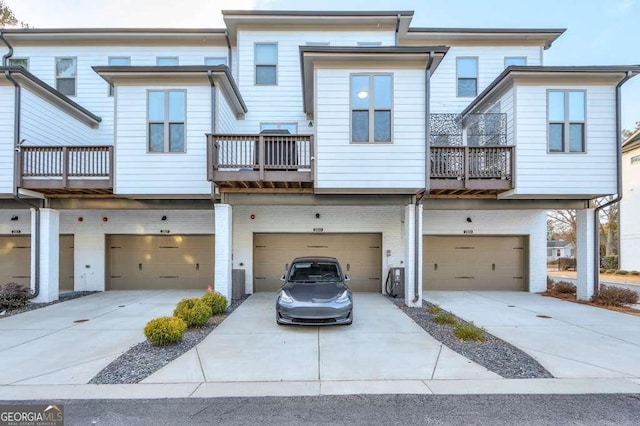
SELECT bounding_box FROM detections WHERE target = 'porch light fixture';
[10,215,18,221]
[161,216,167,221]
[315,213,321,219]
[357,90,368,99]
[102,217,108,222]
[308,120,313,127]
[466,217,472,223]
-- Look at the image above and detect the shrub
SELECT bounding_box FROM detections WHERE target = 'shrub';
[600,268,606,274]
[201,291,227,315]
[433,312,458,325]
[546,276,554,290]
[591,286,639,307]
[558,257,576,271]
[605,269,617,274]
[553,281,576,294]
[144,316,187,346]
[615,270,629,276]
[601,255,618,271]
[427,304,442,315]
[174,298,212,327]
[0,282,33,311]
[630,271,640,276]
[453,323,486,342]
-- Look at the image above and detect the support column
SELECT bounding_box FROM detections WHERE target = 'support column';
[31,208,59,303]
[214,204,233,303]
[404,203,423,307]
[576,208,596,300]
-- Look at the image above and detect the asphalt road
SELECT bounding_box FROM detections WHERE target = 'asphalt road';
[5,394,640,425]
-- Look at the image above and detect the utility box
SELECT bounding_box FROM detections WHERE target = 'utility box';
[232,269,246,300]
[385,267,405,298]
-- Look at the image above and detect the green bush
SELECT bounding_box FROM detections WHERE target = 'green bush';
[630,271,640,276]
[591,286,639,307]
[553,281,576,294]
[601,255,618,270]
[0,282,33,311]
[453,323,486,342]
[558,257,576,271]
[201,291,227,315]
[433,312,458,325]
[614,270,629,276]
[605,269,617,274]
[174,298,212,327]
[144,316,187,346]
[427,304,442,315]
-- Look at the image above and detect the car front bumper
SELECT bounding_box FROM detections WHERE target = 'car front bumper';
[276,302,353,325]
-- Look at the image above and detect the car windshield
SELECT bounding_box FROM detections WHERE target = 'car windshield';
[288,262,340,282]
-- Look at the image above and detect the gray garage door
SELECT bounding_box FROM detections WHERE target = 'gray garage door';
[253,233,382,292]
[107,235,214,290]
[423,236,527,291]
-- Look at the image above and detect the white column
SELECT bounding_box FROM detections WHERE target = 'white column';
[214,204,233,303]
[576,208,596,300]
[74,233,106,291]
[31,208,59,303]
[404,203,423,307]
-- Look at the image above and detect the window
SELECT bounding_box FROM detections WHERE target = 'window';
[557,249,561,257]
[504,57,527,68]
[548,90,586,153]
[255,43,277,85]
[260,123,298,134]
[108,56,130,96]
[357,41,382,46]
[350,74,392,143]
[457,57,478,97]
[148,90,186,153]
[55,57,77,96]
[8,58,29,70]
[305,42,330,46]
[156,57,178,66]
[632,155,640,165]
[205,57,227,66]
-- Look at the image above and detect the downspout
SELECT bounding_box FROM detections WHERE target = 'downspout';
[1,31,14,65]
[224,31,232,74]
[413,52,434,303]
[394,13,401,46]
[593,71,633,295]
[207,70,217,205]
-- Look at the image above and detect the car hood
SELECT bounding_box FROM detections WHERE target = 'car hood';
[284,281,347,302]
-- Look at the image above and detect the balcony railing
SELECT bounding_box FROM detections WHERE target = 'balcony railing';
[18,146,113,194]
[207,134,314,191]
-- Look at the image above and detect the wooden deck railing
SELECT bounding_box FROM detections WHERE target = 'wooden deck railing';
[19,145,113,191]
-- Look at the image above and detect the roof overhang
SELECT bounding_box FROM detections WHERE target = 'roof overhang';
[0,66,101,128]
[92,65,247,116]
[402,28,565,49]
[623,128,640,153]
[462,65,640,117]
[300,46,449,117]
[222,10,414,43]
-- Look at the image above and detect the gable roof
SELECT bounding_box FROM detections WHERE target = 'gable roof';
[623,128,640,153]
[403,27,565,49]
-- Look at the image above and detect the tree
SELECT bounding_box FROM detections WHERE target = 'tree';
[547,210,577,247]
[623,121,640,140]
[0,1,27,28]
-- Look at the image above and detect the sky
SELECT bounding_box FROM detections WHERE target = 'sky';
[7,0,640,132]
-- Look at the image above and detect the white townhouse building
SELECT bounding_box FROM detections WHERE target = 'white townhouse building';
[0,10,637,305]
[620,129,640,271]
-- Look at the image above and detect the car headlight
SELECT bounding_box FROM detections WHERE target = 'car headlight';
[335,291,350,304]
[278,292,293,304]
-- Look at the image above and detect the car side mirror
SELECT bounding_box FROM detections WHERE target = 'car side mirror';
[344,275,350,282]
[280,274,286,282]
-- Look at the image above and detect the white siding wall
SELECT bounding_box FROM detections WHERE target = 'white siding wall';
[232,205,405,294]
[499,87,516,146]
[431,46,541,113]
[515,84,617,196]
[0,86,15,195]
[423,209,547,293]
[21,87,94,146]
[315,67,425,191]
[115,85,212,195]
[620,148,640,271]
[216,85,236,133]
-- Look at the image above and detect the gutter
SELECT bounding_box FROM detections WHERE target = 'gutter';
[224,31,232,74]
[593,71,634,295]
[394,13,401,46]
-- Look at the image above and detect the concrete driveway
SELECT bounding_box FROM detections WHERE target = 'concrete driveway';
[426,291,640,380]
[0,290,201,385]
[143,293,499,387]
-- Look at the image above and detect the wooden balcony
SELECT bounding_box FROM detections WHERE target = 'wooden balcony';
[207,134,314,192]
[18,146,113,196]
[429,146,515,196]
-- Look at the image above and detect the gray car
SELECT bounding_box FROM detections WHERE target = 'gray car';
[276,256,353,325]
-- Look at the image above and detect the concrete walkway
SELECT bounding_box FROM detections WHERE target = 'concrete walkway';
[0,290,201,385]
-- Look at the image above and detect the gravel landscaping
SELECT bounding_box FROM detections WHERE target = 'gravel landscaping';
[0,291,98,319]
[391,297,553,379]
[89,296,247,384]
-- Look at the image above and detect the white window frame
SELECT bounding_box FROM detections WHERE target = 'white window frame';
[156,56,179,66]
[456,56,478,98]
[504,56,527,68]
[8,57,29,70]
[108,56,130,96]
[350,73,394,144]
[147,89,187,154]
[254,42,278,85]
[547,89,587,154]
[55,56,77,96]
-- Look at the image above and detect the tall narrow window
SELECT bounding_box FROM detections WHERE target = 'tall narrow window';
[351,74,392,143]
[108,56,130,96]
[148,90,186,153]
[548,90,586,153]
[504,57,526,68]
[156,57,178,66]
[8,58,29,70]
[255,43,277,85]
[55,57,77,96]
[457,57,478,97]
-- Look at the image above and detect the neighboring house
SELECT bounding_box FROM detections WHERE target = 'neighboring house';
[547,240,574,262]
[620,128,640,271]
[0,10,637,305]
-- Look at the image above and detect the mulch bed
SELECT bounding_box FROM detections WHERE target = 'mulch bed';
[0,291,98,319]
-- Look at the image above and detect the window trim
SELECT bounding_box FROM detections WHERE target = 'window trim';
[107,56,131,96]
[254,42,278,86]
[55,56,78,97]
[504,56,527,68]
[156,56,179,66]
[205,57,227,66]
[8,57,29,70]
[146,89,187,154]
[456,56,479,98]
[349,72,394,144]
[546,89,587,154]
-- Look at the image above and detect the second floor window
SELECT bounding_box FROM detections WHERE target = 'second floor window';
[548,90,586,153]
[457,57,478,97]
[157,57,179,66]
[56,57,77,96]
[351,74,392,143]
[8,58,29,70]
[108,56,130,96]
[255,43,277,85]
[148,90,186,153]
[504,57,527,68]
